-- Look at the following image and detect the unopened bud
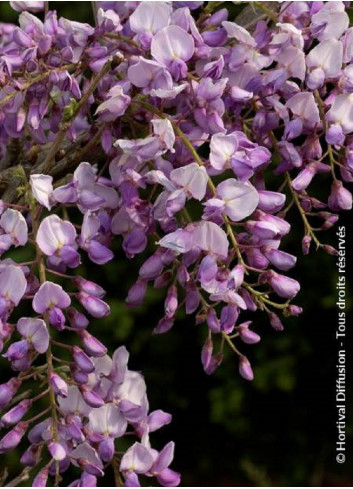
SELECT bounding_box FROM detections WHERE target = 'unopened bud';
[239,356,254,381]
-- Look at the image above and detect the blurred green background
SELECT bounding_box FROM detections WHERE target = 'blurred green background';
[0,1,352,486]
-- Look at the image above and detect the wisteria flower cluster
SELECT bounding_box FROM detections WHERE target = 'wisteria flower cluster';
[0,0,352,486]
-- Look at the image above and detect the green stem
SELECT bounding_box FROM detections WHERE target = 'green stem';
[29,199,60,484]
[222,333,242,356]
[285,172,322,249]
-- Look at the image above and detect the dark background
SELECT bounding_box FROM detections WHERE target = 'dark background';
[0,2,352,486]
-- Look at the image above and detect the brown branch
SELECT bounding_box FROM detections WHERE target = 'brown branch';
[40,58,116,174]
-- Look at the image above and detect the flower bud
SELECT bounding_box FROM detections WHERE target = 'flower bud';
[245,220,279,240]
[206,308,220,333]
[48,457,70,476]
[70,366,89,385]
[0,421,27,452]
[80,386,104,408]
[230,265,245,289]
[284,305,303,316]
[201,338,213,373]
[268,311,284,331]
[258,190,286,214]
[65,415,85,443]
[328,180,352,211]
[164,285,178,319]
[239,356,254,381]
[185,284,200,314]
[157,468,181,487]
[1,399,31,427]
[208,8,228,26]
[177,265,189,287]
[80,473,97,487]
[139,254,164,280]
[48,306,65,331]
[262,248,297,271]
[322,244,338,256]
[33,468,48,487]
[49,372,68,398]
[153,317,174,335]
[318,212,339,230]
[239,289,257,312]
[67,307,89,330]
[302,235,311,255]
[74,277,105,298]
[220,305,238,334]
[154,271,173,290]
[291,165,316,191]
[20,444,40,466]
[261,270,300,299]
[72,346,95,373]
[79,330,107,357]
[238,322,261,344]
[300,198,312,212]
[0,378,21,409]
[3,340,29,361]
[77,292,110,318]
[125,280,147,308]
[48,441,67,461]
[99,437,115,462]
[77,458,104,477]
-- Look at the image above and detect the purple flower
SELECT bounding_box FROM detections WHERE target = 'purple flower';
[326,93,353,135]
[151,25,194,80]
[37,215,80,268]
[70,442,104,477]
[120,442,154,480]
[0,209,28,247]
[17,317,49,354]
[88,403,127,438]
[80,212,113,265]
[286,92,320,127]
[0,265,27,309]
[215,179,259,222]
[306,39,343,89]
[193,221,229,259]
[30,174,54,210]
[58,385,91,416]
[33,281,71,314]
[152,118,175,153]
[170,163,208,201]
[53,162,118,211]
[209,133,238,171]
[311,2,349,41]
[95,85,131,122]
[149,442,180,487]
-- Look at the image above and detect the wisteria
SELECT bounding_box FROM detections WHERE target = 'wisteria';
[0,0,352,486]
